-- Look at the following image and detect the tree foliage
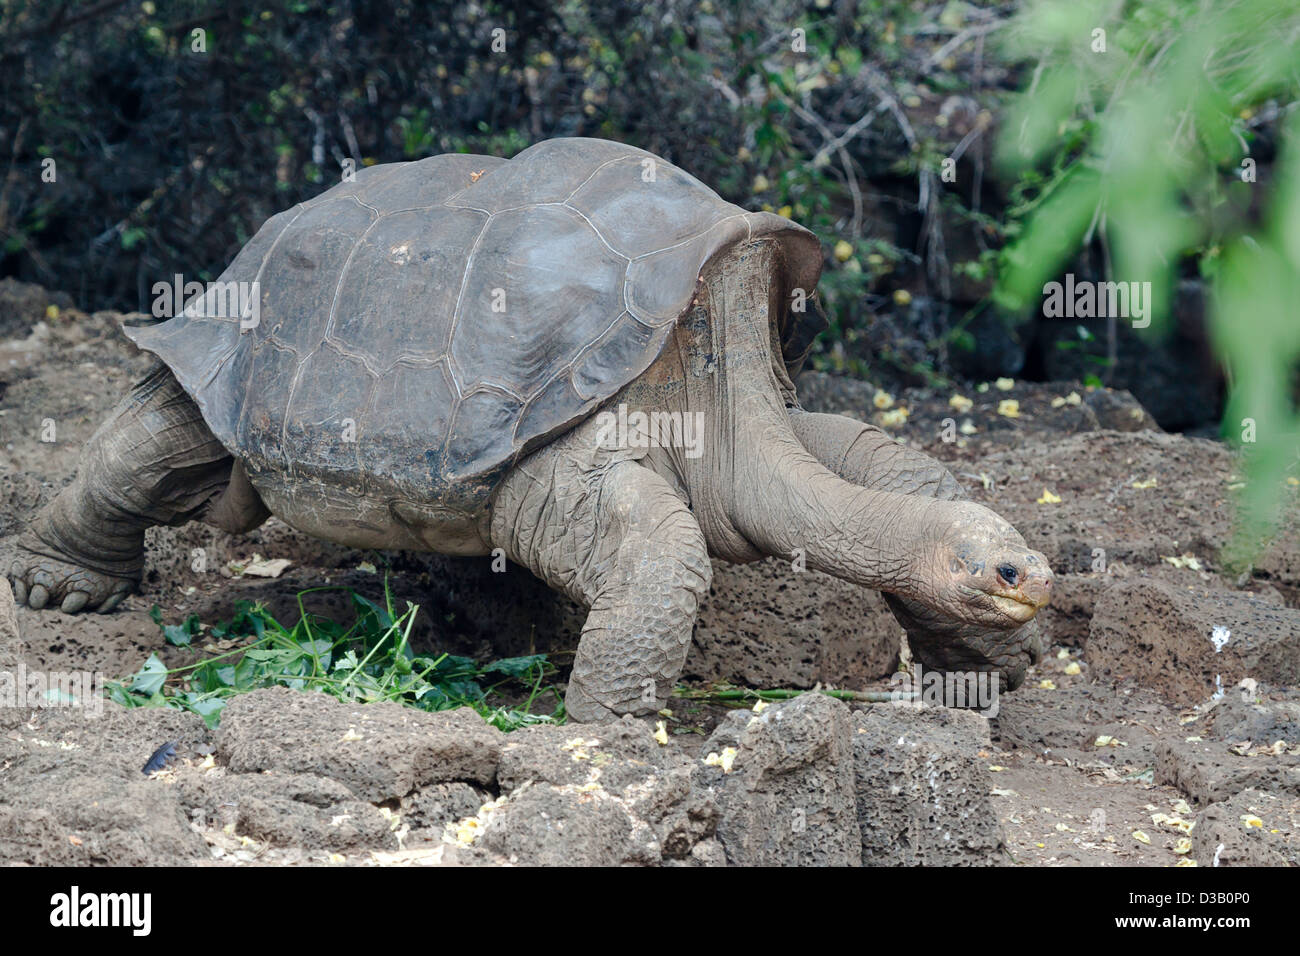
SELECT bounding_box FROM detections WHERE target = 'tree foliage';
[994,0,1300,554]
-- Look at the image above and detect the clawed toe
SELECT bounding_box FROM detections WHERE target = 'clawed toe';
[60,592,90,614]
[97,591,127,614]
[6,548,137,615]
[27,584,49,609]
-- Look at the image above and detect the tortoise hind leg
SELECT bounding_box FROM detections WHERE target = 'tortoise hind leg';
[7,363,267,614]
[491,431,712,722]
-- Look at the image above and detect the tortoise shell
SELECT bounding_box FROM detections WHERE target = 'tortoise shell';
[125,138,824,529]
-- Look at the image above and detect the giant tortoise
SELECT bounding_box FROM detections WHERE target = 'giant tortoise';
[8,137,1052,721]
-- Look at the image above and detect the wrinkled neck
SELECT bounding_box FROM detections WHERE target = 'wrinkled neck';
[621,240,946,598]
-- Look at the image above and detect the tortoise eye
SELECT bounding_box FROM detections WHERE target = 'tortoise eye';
[997,564,1019,587]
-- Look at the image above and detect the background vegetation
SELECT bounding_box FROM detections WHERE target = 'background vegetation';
[0,0,1029,383]
[993,0,1300,556]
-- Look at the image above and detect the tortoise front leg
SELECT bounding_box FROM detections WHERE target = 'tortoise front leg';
[787,409,1043,689]
[491,431,712,723]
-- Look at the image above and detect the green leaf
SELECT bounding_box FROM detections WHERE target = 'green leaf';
[161,614,201,647]
[187,696,227,730]
[483,655,548,678]
[129,654,168,697]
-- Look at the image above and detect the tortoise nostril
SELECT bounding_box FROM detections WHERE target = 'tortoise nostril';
[997,563,1019,587]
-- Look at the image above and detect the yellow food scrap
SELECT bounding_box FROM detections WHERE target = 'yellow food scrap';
[873,390,895,410]
[1064,662,1082,676]
[1173,838,1193,855]
[1036,488,1062,504]
[1161,553,1203,571]
[1173,799,1192,815]
[752,700,770,714]
[448,795,509,847]
[1131,477,1158,489]
[893,289,912,306]
[452,817,481,845]
[561,737,602,761]
[704,747,738,773]
[329,853,346,864]
[997,399,1021,418]
[1151,812,1193,833]
[1175,857,1198,867]
[833,240,854,262]
[653,721,669,746]
[994,377,1015,391]
[948,394,973,413]
[1241,815,1264,828]
[1132,830,1152,845]
[988,765,1006,772]
[878,407,909,428]
[960,420,978,435]
[1050,391,1082,408]
[1038,679,1057,690]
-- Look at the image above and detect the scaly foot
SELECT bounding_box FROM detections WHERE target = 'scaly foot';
[7,542,136,614]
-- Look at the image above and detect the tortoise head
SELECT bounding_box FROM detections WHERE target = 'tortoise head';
[894,500,1052,691]
[915,500,1054,630]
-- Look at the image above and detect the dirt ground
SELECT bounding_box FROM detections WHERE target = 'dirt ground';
[2,283,1298,866]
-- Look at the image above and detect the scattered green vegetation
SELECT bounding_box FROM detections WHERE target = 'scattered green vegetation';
[106,582,565,731]
[107,587,913,730]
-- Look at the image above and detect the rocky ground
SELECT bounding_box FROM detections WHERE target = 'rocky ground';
[1,277,1298,866]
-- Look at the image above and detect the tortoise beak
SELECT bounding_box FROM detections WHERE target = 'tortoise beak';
[994,551,1053,611]
[1016,557,1053,610]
